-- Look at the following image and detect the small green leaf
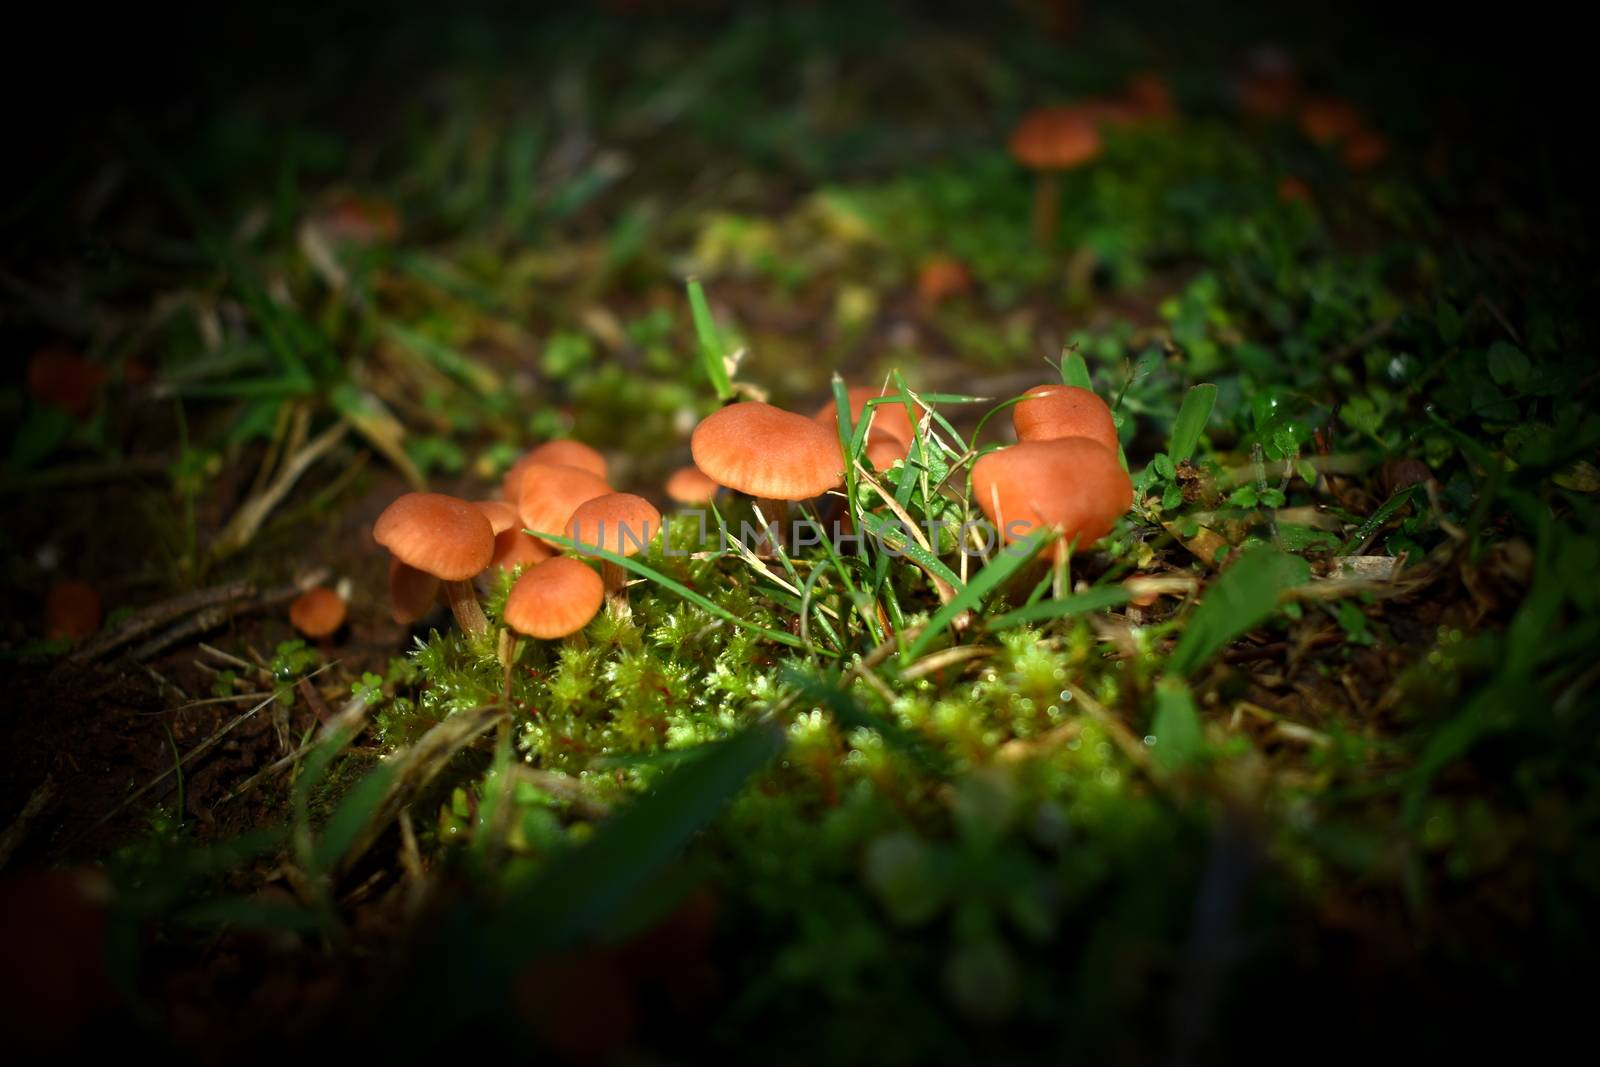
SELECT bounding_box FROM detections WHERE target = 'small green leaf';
[1435,300,1462,346]
[1149,679,1205,769]
[1168,383,1217,463]
[1060,351,1092,388]
[1485,341,1531,390]
[311,762,398,875]
[1168,546,1310,675]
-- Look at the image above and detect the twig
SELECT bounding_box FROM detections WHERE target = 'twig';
[122,567,330,662]
[72,579,256,664]
[0,777,55,871]
[211,419,349,560]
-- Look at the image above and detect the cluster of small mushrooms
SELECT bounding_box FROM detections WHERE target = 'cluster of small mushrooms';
[285,382,1135,647]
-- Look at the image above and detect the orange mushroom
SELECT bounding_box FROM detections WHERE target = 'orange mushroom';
[971,438,1132,557]
[664,465,720,507]
[45,580,101,641]
[289,586,347,640]
[566,492,662,616]
[692,402,844,548]
[388,559,441,625]
[373,493,495,634]
[504,440,608,499]
[1299,97,1362,145]
[503,557,605,640]
[1011,384,1119,453]
[812,386,917,456]
[1342,129,1388,171]
[1009,106,1103,246]
[916,255,972,307]
[517,463,613,547]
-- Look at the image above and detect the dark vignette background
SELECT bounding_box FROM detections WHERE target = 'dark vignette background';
[1,1,1595,1061]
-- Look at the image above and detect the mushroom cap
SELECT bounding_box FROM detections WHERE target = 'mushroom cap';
[290,586,347,638]
[1342,129,1387,171]
[389,559,441,624]
[45,580,101,640]
[971,438,1132,550]
[691,402,844,500]
[1012,384,1120,452]
[864,435,906,472]
[27,347,105,418]
[664,465,720,506]
[517,463,614,543]
[374,493,495,581]
[1299,97,1362,144]
[503,440,608,499]
[504,557,605,639]
[566,493,662,558]
[474,499,520,535]
[916,255,972,306]
[1009,107,1103,170]
[490,529,554,572]
[1124,72,1175,119]
[812,386,917,449]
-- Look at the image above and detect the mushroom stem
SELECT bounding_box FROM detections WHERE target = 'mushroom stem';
[1031,171,1060,248]
[600,560,632,620]
[1052,541,1072,600]
[756,498,789,554]
[443,580,489,635]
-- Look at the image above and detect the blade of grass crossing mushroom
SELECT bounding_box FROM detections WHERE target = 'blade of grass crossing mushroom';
[687,277,734,401]
[532,532,834,655]
[902,529,1047,664]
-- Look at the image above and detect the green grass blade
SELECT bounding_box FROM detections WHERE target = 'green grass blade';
[902,530,1046,663]
[687,277,734,401]
[1340,484,1421,553]
[532,532,832,654]
[1167,546,1310,676]
[858,511,965,592]
[984,585,1131,631]
[489,720,786,953]
[1169,383,1218,463]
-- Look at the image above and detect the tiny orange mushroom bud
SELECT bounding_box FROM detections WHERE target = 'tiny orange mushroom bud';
[289,586,347,639]
[45,580,101,640]
[664,465,720,506]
